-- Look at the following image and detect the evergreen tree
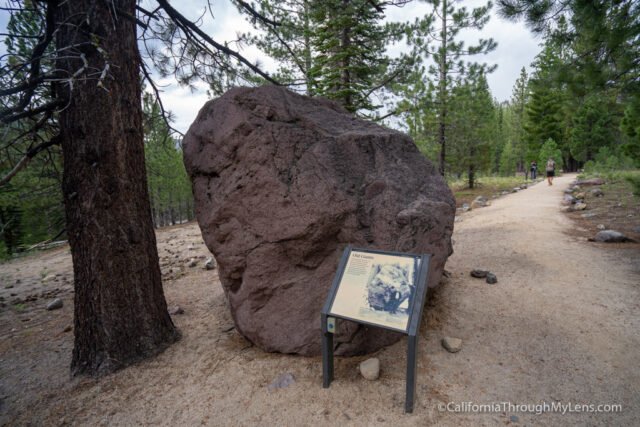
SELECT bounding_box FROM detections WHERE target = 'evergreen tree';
[408,0,497,175]
[447,72,495,188]
[570,95,617,162]
[509,67,529,172]
[523,41,567,165]
[538,138,563,171]
[239,0,315,92]
[499,140,517,176]
[620,96,640,165]
[308,0,407,115]
[143,94,193,227]
[0,4,63,257]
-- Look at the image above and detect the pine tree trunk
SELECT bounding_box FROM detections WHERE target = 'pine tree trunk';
[438,0,448,177]
[340,0,352,109]
[54,0,179,376]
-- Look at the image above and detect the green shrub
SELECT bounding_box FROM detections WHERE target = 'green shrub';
[625,174,640,196]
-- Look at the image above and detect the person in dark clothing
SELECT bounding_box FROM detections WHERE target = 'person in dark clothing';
[530,161,537,180]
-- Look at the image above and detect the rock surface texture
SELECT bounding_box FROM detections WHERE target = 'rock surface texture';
[183,86,455,356]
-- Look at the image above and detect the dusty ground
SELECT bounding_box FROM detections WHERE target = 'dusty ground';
[565,176,640,242]
[1,173,639,426]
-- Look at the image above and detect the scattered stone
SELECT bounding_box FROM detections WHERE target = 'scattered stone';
[596,224,606,230]
[359,358,380,380]
[576,178,604,186]
[574,192,586,200]
[470,269,489,278]
[581,212,597,219]
[510,415,519,423]
[461,203,471,212]
[46,298,63,311]
[486,273,498,284]
[590,188,604,197]
[187,258,197,268]
[442,337,463,353]
[592,230,631,243]
[572,202,587,211]
[562,194,575,205]
[470,196,489,209]
[512,187,520,193]
[267,372,296,391]
[204,257,216,270]
[5,284,14,289]
[183,86,455,356]
[168,306,185,315]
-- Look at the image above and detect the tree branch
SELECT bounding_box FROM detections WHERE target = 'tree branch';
[0,134,61,187]
[155,0,280,85]
[233,0,281,26]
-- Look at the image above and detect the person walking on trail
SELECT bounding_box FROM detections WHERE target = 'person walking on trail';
[530,161,538,180]
[546,158,556,185]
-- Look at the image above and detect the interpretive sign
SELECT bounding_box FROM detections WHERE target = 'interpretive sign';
[321,246,432,413]
[328,249,421,332]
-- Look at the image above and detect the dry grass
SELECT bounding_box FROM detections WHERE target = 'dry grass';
[448,175,538,207]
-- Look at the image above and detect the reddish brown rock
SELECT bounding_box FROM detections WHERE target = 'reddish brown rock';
[183,86,455,356]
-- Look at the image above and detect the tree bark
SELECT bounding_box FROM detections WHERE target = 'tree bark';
[54,0,179,376]
[438,0,448,177]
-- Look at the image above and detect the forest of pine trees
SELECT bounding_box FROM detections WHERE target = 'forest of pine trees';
[2,0,639,257]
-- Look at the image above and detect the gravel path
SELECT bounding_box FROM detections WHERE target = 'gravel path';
[439,173,640,425]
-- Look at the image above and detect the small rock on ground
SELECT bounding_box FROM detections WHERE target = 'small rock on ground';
[204,257,216,270]
[267,372,295,391]
[470,196,489,209]
[359,358,380,380]
[576,178,604,186]
[442,337,463,353]
[596,224,606,230]
[486,273,498,284]
[169,306,185,315]
[592,230,630,243]
[470,269,489,278]
[187,259,197,268]
[46,298,63,311]
[572,202,587,211]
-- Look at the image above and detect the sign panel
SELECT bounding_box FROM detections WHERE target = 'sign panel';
[328,249,421,333]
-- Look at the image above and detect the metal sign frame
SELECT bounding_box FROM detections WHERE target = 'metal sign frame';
[321,245,432,413]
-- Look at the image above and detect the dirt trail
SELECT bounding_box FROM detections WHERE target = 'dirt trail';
[1,173,638,426]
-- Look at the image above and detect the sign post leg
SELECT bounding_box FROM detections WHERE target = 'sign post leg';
[405,334,418,413]
[321,314,334,388]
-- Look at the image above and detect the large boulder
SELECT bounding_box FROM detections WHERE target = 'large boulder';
[183,86,455,356]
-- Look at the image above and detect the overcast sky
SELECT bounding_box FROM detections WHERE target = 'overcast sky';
[152,0,544,133]
[1,1,543,134]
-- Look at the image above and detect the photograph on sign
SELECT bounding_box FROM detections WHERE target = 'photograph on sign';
[329,250,420,332]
